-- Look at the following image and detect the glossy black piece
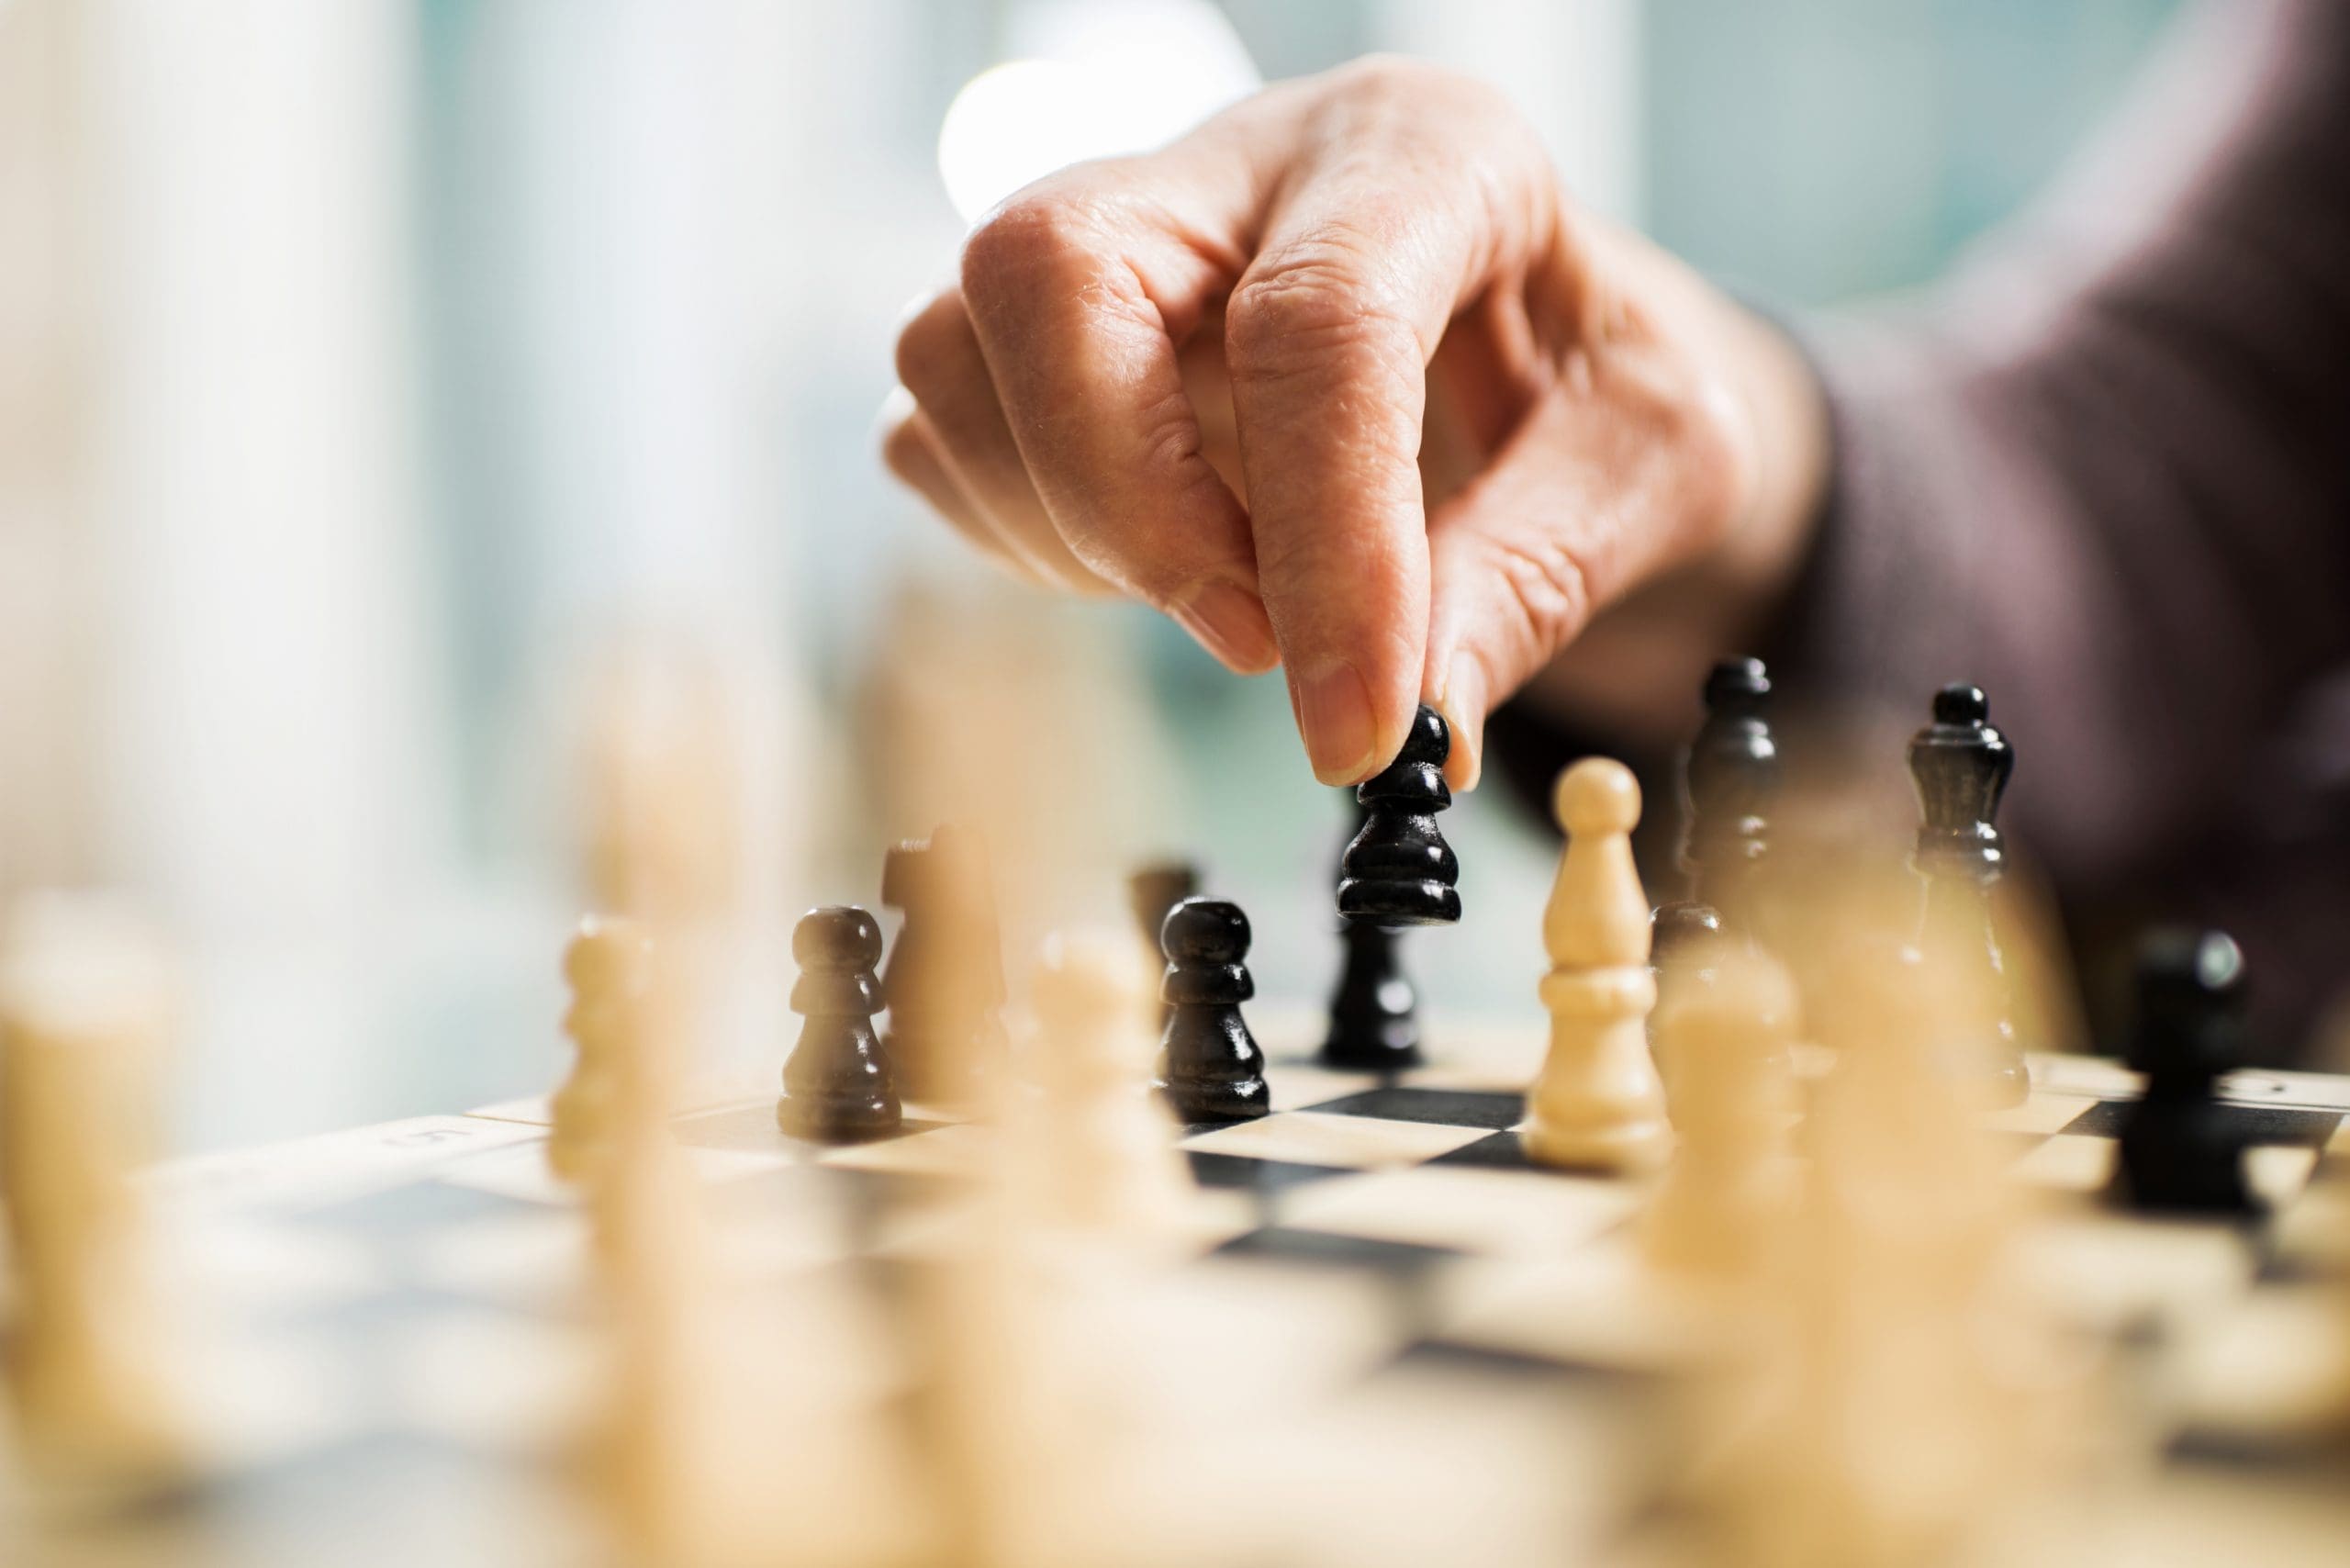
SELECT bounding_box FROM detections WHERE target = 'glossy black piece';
[1156,897,1270,1124]
[1321,920,1420,1070]
[1649,901,1725,969]
[2114,929,2257,1215]
[1679,658,1778,924]
[878,823,1006,1102]
[779,905,901,1143]
[1127,859,1201,1028]
[1322,796,1420,1070]
[1337,704,1461,926]
[1907,682,2029,1106]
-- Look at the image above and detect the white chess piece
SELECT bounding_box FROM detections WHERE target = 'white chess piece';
[0,897,183,1487]
[1642,951,1799,1283]
[1019,931,1192,1238]
[1522,758,1671,1172]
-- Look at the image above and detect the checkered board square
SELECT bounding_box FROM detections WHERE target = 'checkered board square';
[77,1034,2350,1565]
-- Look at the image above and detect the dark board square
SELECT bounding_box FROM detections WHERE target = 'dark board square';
[1184,1151,1354,1193]
[1428,1130,1540,1172]
[1214,1226,1461,1279]
[1302,1087,1525,1132]
[674,1103,947,1155]
[2062,1101,2344,1149]
[1387,1337,1652,1392]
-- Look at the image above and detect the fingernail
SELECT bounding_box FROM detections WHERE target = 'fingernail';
[1295,660,1378,785]
[1436,655,1485,791]
[1171,582,1279,672]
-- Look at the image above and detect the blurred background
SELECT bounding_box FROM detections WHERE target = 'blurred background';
[0,0,2181,1153]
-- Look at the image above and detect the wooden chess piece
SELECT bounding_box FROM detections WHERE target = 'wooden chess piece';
[1336,704,1460,925]
[1125,859,1199,1030]
[0,901,183,1488]
[1908,682,2030,1107]
[1155,897,1269,1125]
[552,914,655,1185]
[1522,759,1672,1173]
[880,823,1007,1105]
[1021,932,1192,1235]
[1643,951,1799,1284]
[778,906,901,1143]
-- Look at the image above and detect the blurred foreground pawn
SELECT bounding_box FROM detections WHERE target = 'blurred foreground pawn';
[1522,760,1671,1173]
[1642,951,1799,1285]
[2114,930,2255,1215]
[1020,932,1192,1236]
[1336,704,1460,925]
[880,824,1007,1104]
[1725,931,2060,1568]
[0,899,183,1491]
[1908,682,2029,1106]
[552,915,656,1185]
[778,907,901,1143]
[1156,898,1269,1125]
[1648,902,1728,1072]
[1656,658,1779,945]
[1125,859,1199,1029]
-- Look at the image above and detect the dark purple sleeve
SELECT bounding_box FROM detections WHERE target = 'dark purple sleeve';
[1776,0,2350,887]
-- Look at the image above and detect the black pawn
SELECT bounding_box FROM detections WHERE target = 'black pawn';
[1677,657,1779,927]
[1908,682,2029,1107]
[879,824,1006,1102]
[778,905,901,1143]
[1336,704,1461,926]
[1127,860,1201,1028]
[1322,796,1419,1070]
[1322,921,1419,1070]
[2114,930,2256,1215]
[1156,897,1269,1124]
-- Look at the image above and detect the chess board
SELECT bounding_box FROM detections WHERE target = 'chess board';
[8,1014,2350,1568]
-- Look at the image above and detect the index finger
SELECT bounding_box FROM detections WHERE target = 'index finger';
[1224,62,1562,783]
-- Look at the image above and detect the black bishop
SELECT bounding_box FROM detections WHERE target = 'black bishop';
[1908,682,2029,1106]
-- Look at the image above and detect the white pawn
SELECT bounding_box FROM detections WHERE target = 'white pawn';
[550,915,658,1186]
[1522,758,1671,1172]
[1642,951,1799,1284]
[0,897,183,1488]
[1017,931,1192,1238]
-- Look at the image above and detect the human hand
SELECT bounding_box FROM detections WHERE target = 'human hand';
[885,57,1826,788]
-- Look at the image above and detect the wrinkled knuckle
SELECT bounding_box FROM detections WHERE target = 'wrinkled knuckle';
[959,194,1114,314]
[1225,243,1416,392]
[1474,529,1594,654]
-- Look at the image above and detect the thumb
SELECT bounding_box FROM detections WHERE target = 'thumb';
[1426,347,1751,790]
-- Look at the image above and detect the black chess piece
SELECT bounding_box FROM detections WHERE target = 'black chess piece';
[1156,897,1270,1124]
[1127,859,1201,1029]
[779,905,900,1142]
[1336,704,1460,926]
[2114,930,2257,1215]
[1650,902,1727,990]
[1322,921,1420,1071]
[879,824,1006,1102]
[1322,796,1420,1070]
[1676,657,1779,928]
[1908,682,2029,1107]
